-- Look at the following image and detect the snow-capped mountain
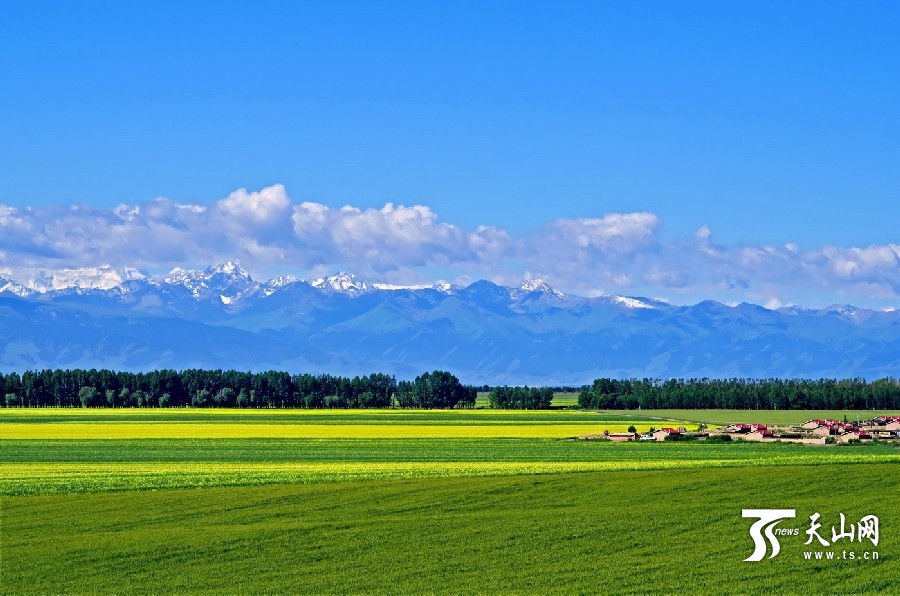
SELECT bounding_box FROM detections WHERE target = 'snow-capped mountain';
[433,280,455,294]
[0,264,897,383]
[0,277,35,298]
[514,278,566,299]
[261,275,301,297]
[611,295,656,310]
[26,265,146,293]
[311,271,370,295]
[163,262,259,303]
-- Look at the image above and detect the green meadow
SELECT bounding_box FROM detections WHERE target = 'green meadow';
[4,466,898,593]
[2,407,898,593]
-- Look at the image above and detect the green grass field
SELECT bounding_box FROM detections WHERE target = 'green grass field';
[2,407,898,593]
[4,438,898,495]
[4,465,898,593]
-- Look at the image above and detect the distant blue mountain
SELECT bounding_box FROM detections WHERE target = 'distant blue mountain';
[1,264,897,383]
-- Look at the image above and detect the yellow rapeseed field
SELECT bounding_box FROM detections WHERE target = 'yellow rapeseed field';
[0,408,604,417]
[1,461,704,494]
[6,451,900,495]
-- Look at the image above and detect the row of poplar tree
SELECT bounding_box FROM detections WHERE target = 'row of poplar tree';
[0,369,476,409]
[487,386,554,409]
[2,369,898,409]
[578,377,900,410]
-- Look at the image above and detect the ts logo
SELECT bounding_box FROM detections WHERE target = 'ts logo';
[742,509,796,562]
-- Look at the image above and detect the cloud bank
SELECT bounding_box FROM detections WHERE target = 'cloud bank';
[1,184,897,307]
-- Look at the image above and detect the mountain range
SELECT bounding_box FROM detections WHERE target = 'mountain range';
[1,263,897,383]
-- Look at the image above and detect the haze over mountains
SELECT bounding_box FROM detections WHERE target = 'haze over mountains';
[1,263,897,383]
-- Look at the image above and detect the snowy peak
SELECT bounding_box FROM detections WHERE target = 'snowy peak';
[0,266,898,380]
[0,277,35,298]
[433,280,455,294]
[266,274,300,288]
[261,275,302,297]
[770,303,877,323]
[26,265,146,293]
[1,265,896,320]
[820,304,881,323]
[827,304,860,317]
[369,280,458,293]
[521,278,548,292]
[164,262,258,302]
[612,295,655,310]
[775,304,878,321]
[312,272,370,295]
[213,261,248,277]
[518,278,565,298]
[165,261,251,283]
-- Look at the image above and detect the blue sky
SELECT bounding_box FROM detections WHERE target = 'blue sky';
[1,1,898,308]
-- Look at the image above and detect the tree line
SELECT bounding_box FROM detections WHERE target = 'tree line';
[578,377,900,410]
[0,369,475,409]
[2,369,898,410]
[487,386,554,409]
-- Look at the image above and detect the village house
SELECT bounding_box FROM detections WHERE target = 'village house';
[812,425,841,437]
[744,429,775,442]
[853,416,900,439]
[871,431,900,440]
[585,415,896,447]
[724,423,770,435]
[837,430,872,443]
[810,421,856,437]
[865,415,900,431]
[724,423,752,433]
[871,415,900,426]
[651,427,681,442]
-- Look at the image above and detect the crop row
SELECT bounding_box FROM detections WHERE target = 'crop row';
[6,463,899,594]
[5,451,900,496]
[6,438,900,464]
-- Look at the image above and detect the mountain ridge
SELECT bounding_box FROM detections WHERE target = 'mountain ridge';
[1,263,897,383]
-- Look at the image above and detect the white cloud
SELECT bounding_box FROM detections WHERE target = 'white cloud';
[517,213,662,292]
[216,184,292,226]
[822,244,900,285]
[545,212,660,253]
[0,184,897,306]
[290,201,512,272]
[0,206,28,229]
